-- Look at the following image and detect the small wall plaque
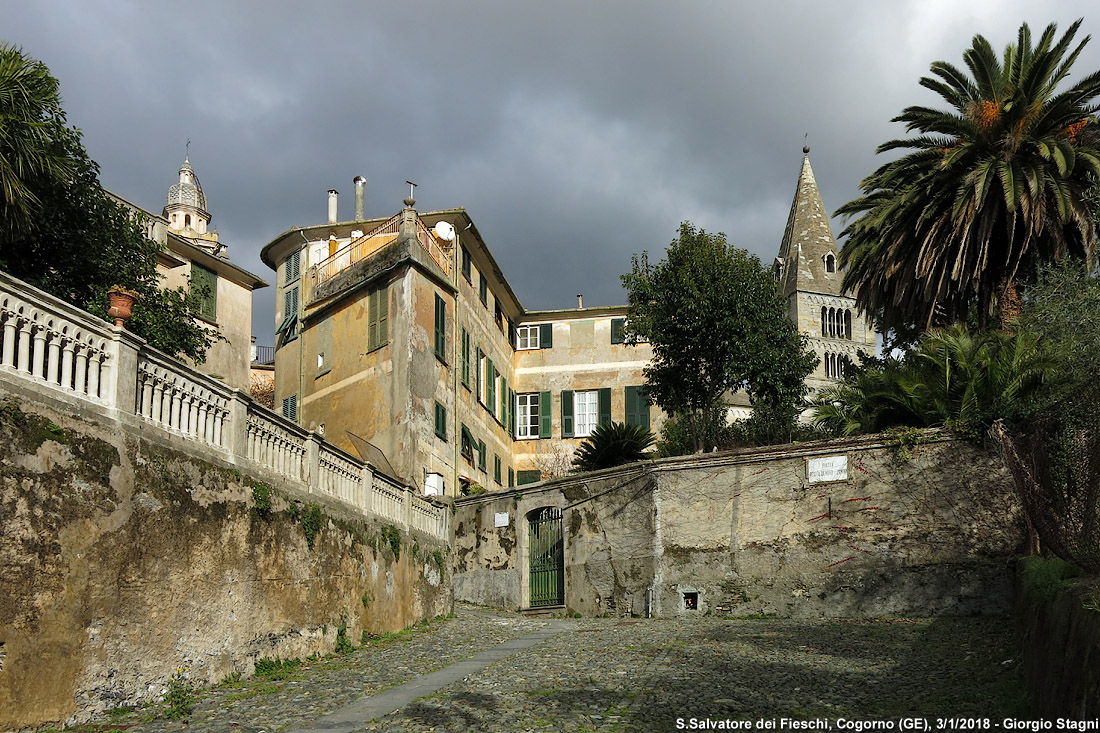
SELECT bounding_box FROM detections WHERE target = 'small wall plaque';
[494,512,509,528]
[808,455,848,483]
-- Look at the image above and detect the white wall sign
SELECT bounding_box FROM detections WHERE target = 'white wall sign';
[808,455,848,483]
[494,512,510,528]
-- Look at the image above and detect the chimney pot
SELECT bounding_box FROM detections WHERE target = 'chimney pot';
[577,294,584,309]
[327,189,339,224]
[353,176,366,220]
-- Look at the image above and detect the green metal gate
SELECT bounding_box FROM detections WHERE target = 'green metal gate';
[528,507,564,607]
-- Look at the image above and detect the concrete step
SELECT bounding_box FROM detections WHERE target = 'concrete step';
[520,604,566,618]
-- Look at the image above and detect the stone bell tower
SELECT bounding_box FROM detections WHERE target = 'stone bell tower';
[164,153,221,253]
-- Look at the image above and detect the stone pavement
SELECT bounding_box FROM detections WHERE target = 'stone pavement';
[103,603,1027,732]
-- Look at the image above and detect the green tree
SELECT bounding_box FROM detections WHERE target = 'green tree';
[810,325,1051,436]
[838,20,1100,341]
[572,421,656,472]
[0,47,214,362]
[0,44,74,233]
[622,222,817,453]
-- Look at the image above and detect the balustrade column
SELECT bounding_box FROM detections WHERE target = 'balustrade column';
[141,377,153,418]
[31,325,46,378]
[46,332,61,384]
[73,344,88,394]
[151,380,164,422]
[16,321,32,373]
[86,352,101,399]
[1,316,16,367]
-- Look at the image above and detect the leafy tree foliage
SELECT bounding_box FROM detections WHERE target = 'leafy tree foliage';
[622,222,817,453]
[838,20,1100,340]
[572,421,656,472]
[810,325,1051,436]
[0,44,74,233]
[0,47,214,362]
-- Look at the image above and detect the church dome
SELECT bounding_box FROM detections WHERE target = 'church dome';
[166,157,208,214]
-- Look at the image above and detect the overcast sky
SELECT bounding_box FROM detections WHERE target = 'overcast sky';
[5,1,1099,343]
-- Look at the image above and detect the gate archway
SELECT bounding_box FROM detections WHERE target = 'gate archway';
[527,506,564,607]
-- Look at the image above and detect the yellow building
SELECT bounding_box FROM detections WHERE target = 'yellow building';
[260,151,871,497]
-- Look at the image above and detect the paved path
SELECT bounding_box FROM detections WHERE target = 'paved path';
[107,604,1027,732]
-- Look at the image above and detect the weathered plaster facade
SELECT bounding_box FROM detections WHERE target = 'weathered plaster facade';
[260,153,872,498]
[453,431,1025,617]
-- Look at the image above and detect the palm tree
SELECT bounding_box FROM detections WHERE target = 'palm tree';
[811,326,1051,435]
[0,44,74,233]
[572,422,656,472]
[838,20,1100,338]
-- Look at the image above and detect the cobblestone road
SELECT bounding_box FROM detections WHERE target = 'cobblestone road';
[102,604,1027,733]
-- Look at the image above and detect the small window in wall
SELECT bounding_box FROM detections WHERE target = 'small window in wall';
[824,253,837,273]
[185,213,192,228]
[494,455,502,484]
[284,252,301,284]
[434,293,447,362]
[282,395,298,422]
[368,284,389,352]
[434,401,447,440]
[191,263,217,322]
[460,424,474,462]
[517,393,540,439]
[479,274,488,305]
[461,245,472,282]
[683,591,699,611]
[611,318,626,344]
[516,324,540,350]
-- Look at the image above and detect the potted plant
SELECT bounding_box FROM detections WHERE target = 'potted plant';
[106,286,141,327]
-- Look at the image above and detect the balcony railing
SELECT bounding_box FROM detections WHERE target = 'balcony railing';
[313,213,453,287]
[0,269,449,541]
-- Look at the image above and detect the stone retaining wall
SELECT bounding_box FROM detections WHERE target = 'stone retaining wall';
[454,431,1024,618]
[0,396,452,731]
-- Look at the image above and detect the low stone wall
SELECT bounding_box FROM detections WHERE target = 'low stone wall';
[454,431,1024,618]
[0,396,452,731]
[1016,560,1100,717]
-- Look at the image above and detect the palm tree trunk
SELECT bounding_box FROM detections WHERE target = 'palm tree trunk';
[997,276,1022,332]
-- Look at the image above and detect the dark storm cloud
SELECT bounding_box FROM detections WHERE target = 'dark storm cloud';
[5,1,1098,342]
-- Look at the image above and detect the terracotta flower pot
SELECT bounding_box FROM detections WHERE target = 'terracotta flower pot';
[107,287,140,328]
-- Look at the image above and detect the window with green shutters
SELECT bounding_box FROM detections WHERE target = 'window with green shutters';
[460,328,470,387]
[517,393,540,438]
[625,386,651,428]
[477,440,486,471]
[434,401,447,440]
[191,263,217,322]
[284,252,300,284]
[461,246,472,282]
[564,388,611,437]
[499,376,508,426]
[367,285,388,352]
[539,323,553,348]
[611,317,626,344]
[539,391,551,438]
[281,394,297,422]
[479,274,488,305]
[494,455,502,484]
[486,359,496,417]
[476,347,484,403]
[460,424,474,461]
[434,293,446,361]
[508,467,514,487]
[278,286,299,344]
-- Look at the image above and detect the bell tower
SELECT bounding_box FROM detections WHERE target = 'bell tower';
[164,151,220,252]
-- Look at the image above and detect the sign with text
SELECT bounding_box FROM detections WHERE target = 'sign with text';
[494,512,510,528]
[807,455,848,483]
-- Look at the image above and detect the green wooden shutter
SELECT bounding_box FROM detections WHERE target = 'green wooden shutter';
[539,391,551,438]
[494,455,501,484]
[367,288,378,350]
[500,376,508,425]
[611,318,625,344]
[368,286,388,351]
[598,387,612,427]
[509,388,517,437]
[478,440,486,471]
[508,467,514,488]
[517,470,541,486]
[460,328,470,386]
[540,323,553,348]
[434,401,447,439]
[561,390,574,438]
[487,358,496,415]
[475,347,482,399]
[626,386,651,429]
[434,293,446,359]
[191,263,217,322]
[377,286,388,346]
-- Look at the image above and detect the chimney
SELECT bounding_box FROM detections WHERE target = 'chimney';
[577,293,584,309]
[353,176,366,220]
[327,189,339,224]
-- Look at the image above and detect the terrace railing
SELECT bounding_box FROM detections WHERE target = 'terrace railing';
[0,269,449,541]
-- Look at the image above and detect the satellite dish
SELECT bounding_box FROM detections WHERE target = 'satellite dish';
[433,221,456,242]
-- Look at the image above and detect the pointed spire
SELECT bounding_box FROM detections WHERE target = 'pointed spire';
[776,149,842,297]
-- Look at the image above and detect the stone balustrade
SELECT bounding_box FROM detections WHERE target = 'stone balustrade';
[0,270,449,540]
